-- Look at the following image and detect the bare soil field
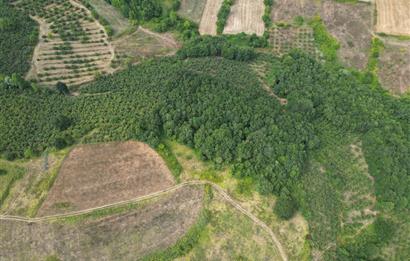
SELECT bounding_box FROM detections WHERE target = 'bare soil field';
[88,0,130,36]
[375,0,410,36]
[38,141,175,216]
[321,1,373,69]
[271,0,373,69]
[223,0,265,36]
[378,40,410,94]
[199,0,224,35]
[0,186,204,261]
[271,0,319,23]
[112,27,179,68]
[16,0,114,87]
[178,0,207,23]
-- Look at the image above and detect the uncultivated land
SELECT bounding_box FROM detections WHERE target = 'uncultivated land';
[178,0,207,23]
[0,186,204,261]
[223,0,265,36]
[375,0,410,36]
[38,141,175,216]
[88,0,130,36]
[112,27,179,68]
[378,40,410,94]
[199,0,224,35]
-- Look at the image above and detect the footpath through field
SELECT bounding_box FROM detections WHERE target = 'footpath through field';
[0,180,288,261]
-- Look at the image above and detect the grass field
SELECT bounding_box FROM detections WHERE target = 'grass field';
[0,149,69,217]
[176,194,280,260]
[223,0,265,36]
[376,0,410,36]
[38,141,175,216]
[0,161,25,207]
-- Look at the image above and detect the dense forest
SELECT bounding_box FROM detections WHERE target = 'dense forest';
[0,0,38,75]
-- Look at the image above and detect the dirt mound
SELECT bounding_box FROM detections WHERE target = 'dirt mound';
[38,141,175,216]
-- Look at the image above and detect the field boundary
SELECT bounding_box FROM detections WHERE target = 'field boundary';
[0,180,288,261]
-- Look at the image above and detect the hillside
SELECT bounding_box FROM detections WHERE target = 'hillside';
[0,0,409,260]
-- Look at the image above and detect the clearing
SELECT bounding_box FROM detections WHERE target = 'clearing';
[199,0,224,35]
[112,26,179,68]
[223,0,265,36]
[37,141,175,216]
[0,185,204,260]
[88,0,130,36]
[178,0,207,23]
[375,0,410,36]
[15,0,114,87]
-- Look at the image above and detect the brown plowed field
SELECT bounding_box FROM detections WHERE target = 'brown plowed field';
[37,141,175,216]
[376,0,410,36]
[1,186,204,261]
[223,0,265,36]
[199,0,224,35]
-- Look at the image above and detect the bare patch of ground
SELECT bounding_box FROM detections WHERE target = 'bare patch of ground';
[0,185,204,261]
[38,141,175,216]
[223,0,265,36]
[378,40,410,94]
[375,0,410,36]
[199,0,224,35]
[112,26,179,68]
[271,0,319,23]
[178,0,207,23]
[88,0,130,36]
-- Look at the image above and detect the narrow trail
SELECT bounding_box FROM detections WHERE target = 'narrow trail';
[0,180,288,261]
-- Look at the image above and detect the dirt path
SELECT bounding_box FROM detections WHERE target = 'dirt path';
[0,180,288,261]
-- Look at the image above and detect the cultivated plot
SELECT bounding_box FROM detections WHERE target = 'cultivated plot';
[199,0,224,35]
[38,141,175,216]
[15,0,114,87]
[376,0,410,36]
[1,186,204,260]
[271,0,319,23]
[223,0,265,36]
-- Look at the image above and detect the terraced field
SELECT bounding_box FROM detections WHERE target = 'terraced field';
[15,0,113,87]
